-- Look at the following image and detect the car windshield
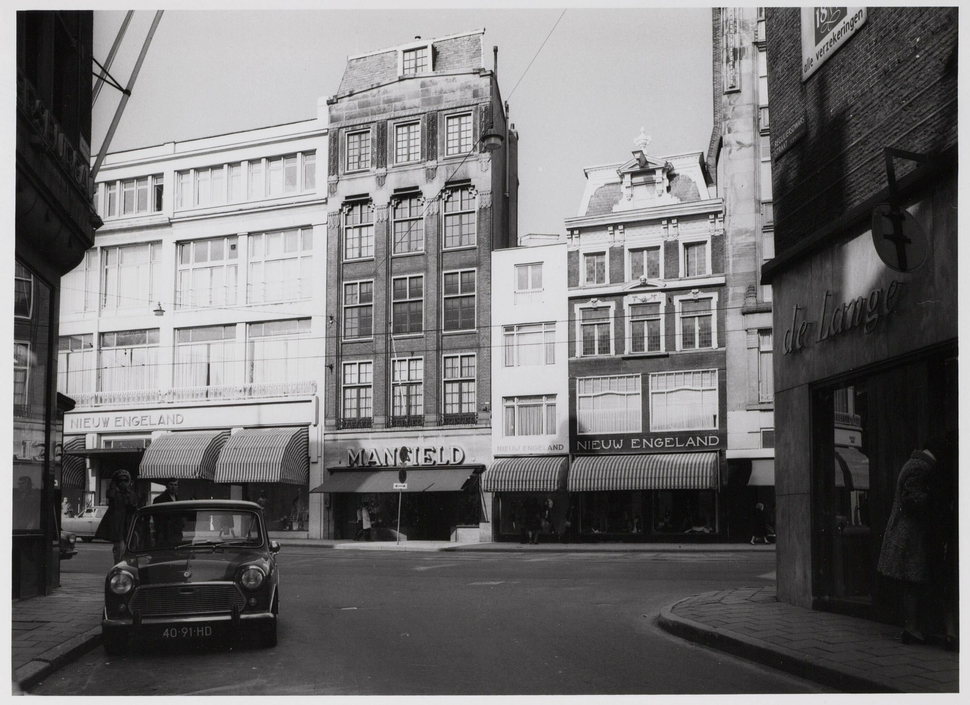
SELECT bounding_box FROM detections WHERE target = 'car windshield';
[127,509,263,552]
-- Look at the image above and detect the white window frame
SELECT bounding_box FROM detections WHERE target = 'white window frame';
[247,319,312,385]
[679,237,712,278]
[98,329,160,392]
[624,294,665,354]
[445,112,473,156]
[503,322,556,368]
[626,244,663,281]
[174,153,315,211]
[174,324,238,389]
[758,329,774,403]
[392,195,425,254]
[514,262,543,305]
[346,130,372,172]
[98,174,163,219]
[343,202,375,260]
[342,280,374,341]
[503,395,557,437]
[101,242,161,311]
[342,360,374,420]
[649,369,719,432]
[442,353,476,415]
[760,229,774,303]
[391,357,424,418]
[674,292,718,351]
[57,334,95,396]
[176,235,239,310]
[574,301,614,357]
[576,374,642,435]
[14,262,33,319]
[442,269,476,332]
[399,43,432,75]
[392,275,424,336]
[394,121,421,164]
[581,250,609,287]
[442,187,476,249]
[14,341,31,406]
[247,228,313,304]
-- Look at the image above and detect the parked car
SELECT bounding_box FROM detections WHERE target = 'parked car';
[60,530,78,560]
[101,500,280,655]
[62,505,108,541]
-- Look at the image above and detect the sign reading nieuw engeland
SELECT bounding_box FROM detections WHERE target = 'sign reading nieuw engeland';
[801,8,867,81]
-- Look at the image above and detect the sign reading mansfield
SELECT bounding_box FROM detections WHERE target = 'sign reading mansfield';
[801,7,867,81]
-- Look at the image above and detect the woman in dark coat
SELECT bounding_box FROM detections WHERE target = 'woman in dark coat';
[877,438,945,644]
[95,469,139,564]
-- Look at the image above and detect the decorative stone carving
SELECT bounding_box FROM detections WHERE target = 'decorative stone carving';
[478,151,491,172]
[425,160,437,181]
[374,204,389,223]
[477,190,492,208]
[328,175,339,196]
[376,167,387,188]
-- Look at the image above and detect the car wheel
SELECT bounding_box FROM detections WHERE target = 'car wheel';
[102,628,128,656]
[80,537,93,543]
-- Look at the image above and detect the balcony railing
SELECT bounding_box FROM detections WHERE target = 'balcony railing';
[388,415,424,428]
[439,412,478,426]
[72,380,317,408]
[834,411,862,428]
[514,288,544,306]
[336,417,373,430]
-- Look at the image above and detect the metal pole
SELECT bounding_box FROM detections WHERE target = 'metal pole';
[93,10,134,107]
[91,10,164,179]
[396,490,403,545]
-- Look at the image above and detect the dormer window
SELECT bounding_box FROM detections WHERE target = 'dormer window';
[402,46,430,75]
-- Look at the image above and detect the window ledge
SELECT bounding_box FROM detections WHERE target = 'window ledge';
[342,337,375,343]
[621,352,669,360]
[742,302,773,315]
[442,329,476,336]
[343,257,375,264]
[442,245,478,253]
[392,251,425,258]
[746,402,774,411]
[391,333,424,339]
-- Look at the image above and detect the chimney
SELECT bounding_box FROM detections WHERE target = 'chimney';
[493,46,498,77]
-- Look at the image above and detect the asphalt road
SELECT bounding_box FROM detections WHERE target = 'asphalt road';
[37,543,832,695]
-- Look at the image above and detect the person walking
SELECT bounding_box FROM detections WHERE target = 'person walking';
[95,469,139,564]
[256,491,271,515]
[750,502,768,545]
[877,437,946,645]
[153,479,179,504]
[361,502,373,541]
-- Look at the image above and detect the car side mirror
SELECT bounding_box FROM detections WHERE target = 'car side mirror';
[269,540,281,554]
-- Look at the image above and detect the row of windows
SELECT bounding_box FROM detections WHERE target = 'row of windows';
[343,269,477,339]
[579,239,713,287]
[94,152,316,220]
[345,112,474,172]
[575,296,717,356]
[342,187,476,260]
[56,319,312,396]
[61,229,314,314]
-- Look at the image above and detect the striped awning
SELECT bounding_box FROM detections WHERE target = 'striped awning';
[138,430,230,481]
[569,453,719,491]
[312,467,481,494]
[61,437,87,489]
[480,456,569,493]
[214,427,309,485]
[835,446,870,491]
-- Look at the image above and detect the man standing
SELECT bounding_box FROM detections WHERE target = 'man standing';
[153,479,179,504]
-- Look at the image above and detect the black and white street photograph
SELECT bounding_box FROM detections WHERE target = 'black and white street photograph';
[11,4,959,697]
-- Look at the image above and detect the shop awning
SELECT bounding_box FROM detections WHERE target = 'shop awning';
[569,453,718,491]
[748,459,775,486]
[138,430,230,481]
[311,467,482,494]
[61,437,87,489]
[63,446,146,458]
[214,427,308,485]
[835,446,870,491]
[480,456,569,493]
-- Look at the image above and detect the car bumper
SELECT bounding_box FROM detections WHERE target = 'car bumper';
[103,611,275,641]
[60,550,78,560]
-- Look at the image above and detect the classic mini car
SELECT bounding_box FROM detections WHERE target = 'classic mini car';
[101,500,280,655]
[62,505,108,541]
[60,530,78,560]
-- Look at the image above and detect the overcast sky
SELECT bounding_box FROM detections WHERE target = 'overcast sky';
[93,6,714,237]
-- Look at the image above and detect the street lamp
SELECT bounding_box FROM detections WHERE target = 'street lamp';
[481,129,504,152]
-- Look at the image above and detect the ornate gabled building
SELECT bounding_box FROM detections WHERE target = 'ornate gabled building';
[317,31,519,541]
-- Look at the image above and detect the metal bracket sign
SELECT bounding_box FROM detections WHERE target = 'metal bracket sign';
[393,483,407,490]
[872,148,930,272]
[801,8,867,81]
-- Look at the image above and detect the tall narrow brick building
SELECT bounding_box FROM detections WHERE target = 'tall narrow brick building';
[318,31,519,540]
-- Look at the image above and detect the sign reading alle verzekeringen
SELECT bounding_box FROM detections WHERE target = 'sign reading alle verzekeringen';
[801,7,867,81]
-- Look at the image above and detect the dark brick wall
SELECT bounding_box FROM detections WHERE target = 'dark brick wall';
[765,7,958,255]
[586,184,622,216]
[338,51,398,94]
[434,33,483,72]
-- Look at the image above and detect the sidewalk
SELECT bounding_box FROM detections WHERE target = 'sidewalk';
[11,541,959,694]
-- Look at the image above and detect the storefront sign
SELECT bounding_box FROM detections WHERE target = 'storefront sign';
[801,8,867,81]
[784,281,902,354]
[774,114,807,158]
[494,443,566,455]
[348,446,466,468]
[66,400,314,433]
[573,434,722,454]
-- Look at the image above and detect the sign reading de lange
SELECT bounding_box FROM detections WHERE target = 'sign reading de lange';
[801,7,867,81]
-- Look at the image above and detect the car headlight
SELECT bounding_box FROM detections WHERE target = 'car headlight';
[109,572,134,595]
[240,566,265,591]
[67,535,76,546]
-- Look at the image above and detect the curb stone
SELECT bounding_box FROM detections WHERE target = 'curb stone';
[16,629,103,692]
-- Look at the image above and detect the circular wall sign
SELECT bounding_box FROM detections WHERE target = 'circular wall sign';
[871,204,927,273]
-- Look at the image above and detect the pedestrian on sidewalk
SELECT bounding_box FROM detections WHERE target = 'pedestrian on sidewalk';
[95,469,139,564]
[153,479,179,504]
[877,436,946,645]
[750,502,768,545]
[361,502,373,541]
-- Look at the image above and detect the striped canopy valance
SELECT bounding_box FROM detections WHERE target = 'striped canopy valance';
[568,453,718,492]
[214,427,309,485]
[481,456,569,493]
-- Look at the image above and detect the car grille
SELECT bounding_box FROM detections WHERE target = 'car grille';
[129,583,246,617]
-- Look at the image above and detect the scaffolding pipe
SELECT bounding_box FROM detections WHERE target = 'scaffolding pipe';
[91,10,163,180]
[92,10,134,107]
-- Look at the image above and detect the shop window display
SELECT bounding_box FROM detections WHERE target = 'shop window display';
[652,490,716,535]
